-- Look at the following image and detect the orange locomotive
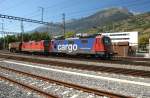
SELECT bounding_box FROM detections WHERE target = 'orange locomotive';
[9,40,50,53]
[21,40,50,53]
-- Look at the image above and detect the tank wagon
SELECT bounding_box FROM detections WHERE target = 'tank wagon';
[9,42,22,52]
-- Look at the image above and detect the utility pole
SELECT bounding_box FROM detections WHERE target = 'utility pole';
[47,24,49,34]
[39,7,44,22]
[20,20,24,42]
[149,38,150,58]
[46,23,51,38]
[1,22,5,49]
[62,13,65,36]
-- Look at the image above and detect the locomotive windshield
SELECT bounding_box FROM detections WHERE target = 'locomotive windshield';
[103,37,111,45]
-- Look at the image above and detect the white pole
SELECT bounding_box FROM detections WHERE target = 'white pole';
[149,39,150,58]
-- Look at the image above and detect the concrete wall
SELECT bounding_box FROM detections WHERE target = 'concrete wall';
[102,31,138,46]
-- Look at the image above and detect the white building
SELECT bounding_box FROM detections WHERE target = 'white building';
[102,31,138,46]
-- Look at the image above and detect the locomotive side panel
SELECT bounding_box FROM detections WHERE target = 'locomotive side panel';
[22,42,31,52]
[50,35,113,59]
[50,37,108,55]
[51,38,96,54]
[21,40,50,53]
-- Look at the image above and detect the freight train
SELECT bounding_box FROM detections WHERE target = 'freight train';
[9,34,113,59]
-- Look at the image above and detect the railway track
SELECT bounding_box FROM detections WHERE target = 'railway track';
[0,52,150,78]
[0,76,57,98]
[0,50,149,67]
[0,66,131,98]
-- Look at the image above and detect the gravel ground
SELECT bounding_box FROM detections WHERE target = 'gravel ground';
[0,66,106,98]
[2,59,150,83]
[0,59,150,98]
[0,80,42,98]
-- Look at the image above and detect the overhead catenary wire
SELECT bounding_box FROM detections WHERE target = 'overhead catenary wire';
[21,9,40,17]
[64,0,150,20]
[40,0,150,22]
[12,0,150,32]
[1,0,149,20]
[73,0,148,19]
[22,0,79,20]
[42,0,138,19]
[45,0,70,9]
[14,1,141,20]
[1,0,150,34]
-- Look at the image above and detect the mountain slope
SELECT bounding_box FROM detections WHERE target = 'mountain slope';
[66,8,133,31]
[33,8,133,35]
[89,12,150,34]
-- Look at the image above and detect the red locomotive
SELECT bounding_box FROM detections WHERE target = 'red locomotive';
[21,40,50,53]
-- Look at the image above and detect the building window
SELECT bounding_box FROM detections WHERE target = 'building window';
[103,37,111,45]
[111,38,130,40]
[109,33,129,36]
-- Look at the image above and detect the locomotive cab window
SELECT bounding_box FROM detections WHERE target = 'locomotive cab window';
[68,40,74,44]
[81,39,88,44]
[103,37,111,45]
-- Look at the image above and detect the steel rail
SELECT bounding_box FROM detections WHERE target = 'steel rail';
[0,66,133,98]
[0,53,149,78]
[0,75,58,98]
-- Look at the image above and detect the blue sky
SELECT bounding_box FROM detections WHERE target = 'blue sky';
[0,0,150,33]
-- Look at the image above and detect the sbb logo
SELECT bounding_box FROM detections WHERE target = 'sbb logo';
[57,44,78,53]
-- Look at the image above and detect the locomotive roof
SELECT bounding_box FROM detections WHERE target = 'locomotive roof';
[53,33,104,40]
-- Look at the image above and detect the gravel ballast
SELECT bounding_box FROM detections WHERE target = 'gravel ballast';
[0,68,105,98]
[0,59,150,98]
[0,80,42,98]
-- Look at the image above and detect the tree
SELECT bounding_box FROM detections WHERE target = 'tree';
[30,32,41,41]
[139,33,150,45]
[65,31,75,38]
[23,33,31,42]
[40,32,51,40]
[6,35,17,43]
